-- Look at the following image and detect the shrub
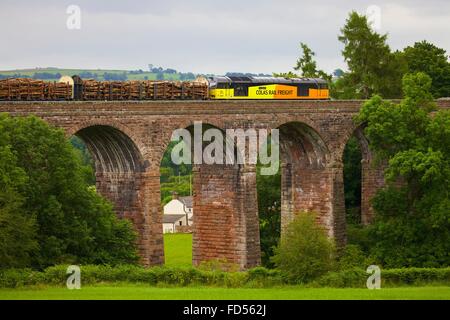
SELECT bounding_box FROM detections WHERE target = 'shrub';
[271,212,336,283]
[337,244,368,270]
[0,265,449,288]
[314,267,450,288]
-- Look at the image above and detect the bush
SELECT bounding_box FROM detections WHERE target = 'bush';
[271,212,336,283]
[1,265,449,288]
[337,244,368,270]
[314,267,450,288]
[0,265,285,288]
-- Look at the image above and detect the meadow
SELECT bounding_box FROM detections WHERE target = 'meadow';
[0,285,448,300]
[164,233,193,267]
[0,233,449,300]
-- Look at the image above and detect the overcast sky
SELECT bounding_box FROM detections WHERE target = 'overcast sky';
[1,0,449,74]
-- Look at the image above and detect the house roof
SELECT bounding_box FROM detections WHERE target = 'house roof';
[163,214,186,224]
[179,196,193,209]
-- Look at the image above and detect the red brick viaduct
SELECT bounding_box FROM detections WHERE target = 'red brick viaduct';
[2,99,449,269]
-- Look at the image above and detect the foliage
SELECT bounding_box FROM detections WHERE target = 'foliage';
[0,264,284,288]
[335,11,406,99]
[293,43,331,80]
[402,40,450,98]
[70,136,95,185]
[0,114,139,269]
[336,245,368,271]
[343,136,362,223]
[271,212,336,283]
[0,119,38,268]
[257,160,281,268]
[356,72,450,267]
[1,264,449,289]
[273,43,331,81]
[314,267,450,288]
[160,141,193,203]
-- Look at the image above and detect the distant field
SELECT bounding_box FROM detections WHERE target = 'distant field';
[0,68,187,81]
[164,233,192,267]
[0,285,448,300]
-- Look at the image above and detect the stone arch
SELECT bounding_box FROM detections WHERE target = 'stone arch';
[160,120,260,269]
[158,118,225,166]
[75,125,146,175]
[67,120,146,155]
[277,121,345,246]
[340,124,385,225]
[71,123,162,266]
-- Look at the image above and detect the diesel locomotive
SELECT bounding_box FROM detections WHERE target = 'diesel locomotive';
[0,75,329,101]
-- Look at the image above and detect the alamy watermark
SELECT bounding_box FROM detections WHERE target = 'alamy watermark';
[170,122,280,175]
[366,5,381,31]
[66,265,81,289]
[366,265,381,289]
[66,5,81,30]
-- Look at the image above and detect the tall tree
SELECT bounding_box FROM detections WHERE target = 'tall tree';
[356,73,450,267]
[0,117,37,268]
[0,114,139,268]
[274,43,330,80]
[402,40,450,98]
[337,11,406,99]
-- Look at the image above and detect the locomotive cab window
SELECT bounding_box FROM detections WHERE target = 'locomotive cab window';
[217,83,229,89]
[233,84,248,97]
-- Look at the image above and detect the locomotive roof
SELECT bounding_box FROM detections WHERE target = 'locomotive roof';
[208,76,327,84]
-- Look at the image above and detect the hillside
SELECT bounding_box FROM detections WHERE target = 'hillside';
[0,67,197,81]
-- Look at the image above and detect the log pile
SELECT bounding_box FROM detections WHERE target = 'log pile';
[0,78,72,100]
[0,77,208,101]
[80,79,208,100]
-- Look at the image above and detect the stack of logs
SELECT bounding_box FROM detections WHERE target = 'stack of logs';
[0,78,209,101]
[80,79,208,100]
[0,78,72,100]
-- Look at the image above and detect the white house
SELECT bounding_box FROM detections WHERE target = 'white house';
[162,195,193,233]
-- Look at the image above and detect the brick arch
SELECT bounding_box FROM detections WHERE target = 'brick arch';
[276,120,344,246]
[336,122,371,164]
[340,124,385,225]
[272,116,329,143]
[157,119,226,166]
[66,119,146,157]
[69,122,162,266]
[277,121,331,169]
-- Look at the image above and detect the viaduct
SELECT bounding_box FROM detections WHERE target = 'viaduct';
[2,99,449,269]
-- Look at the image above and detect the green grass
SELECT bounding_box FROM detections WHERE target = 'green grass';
[0,285,448,300]
[164,233,192,267]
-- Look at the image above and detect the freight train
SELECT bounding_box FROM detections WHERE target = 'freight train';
[0,75,330,101]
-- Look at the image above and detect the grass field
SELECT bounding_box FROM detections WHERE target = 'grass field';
[1,234,448,300]
[0,285,448,300]
[164,233,192,267]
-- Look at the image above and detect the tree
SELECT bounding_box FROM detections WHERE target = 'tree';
[156,72,164,80]
[356,73,450,267]
[294,43,331,81]
[402,40,450,98]
[336,11,406,99]
[0,114,139,268]
[274,43,331,81]
[0,117,38,268]
[343,136,362,224]
[271,212,335,283]
[257,160,281,268]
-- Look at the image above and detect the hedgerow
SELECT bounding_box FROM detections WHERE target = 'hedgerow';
[1,265,448,288]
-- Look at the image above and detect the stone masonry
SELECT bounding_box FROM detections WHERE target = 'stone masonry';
[2,99,448,268]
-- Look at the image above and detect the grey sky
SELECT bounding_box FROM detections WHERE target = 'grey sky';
[1,0,449,74]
